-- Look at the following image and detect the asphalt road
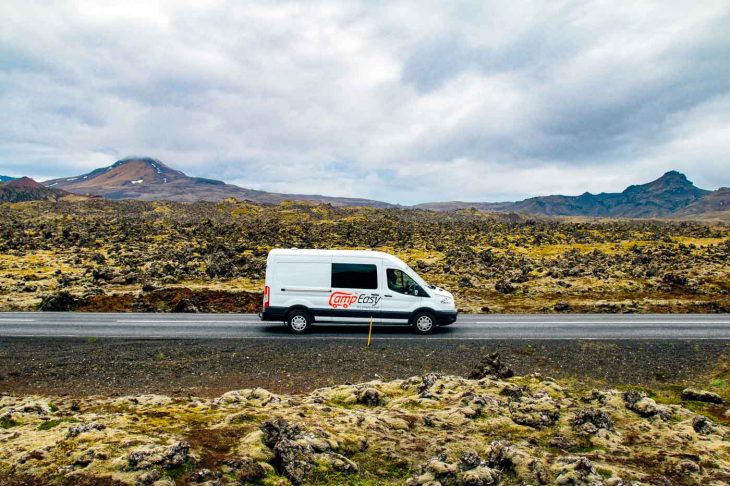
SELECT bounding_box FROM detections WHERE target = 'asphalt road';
[1,312,730,339]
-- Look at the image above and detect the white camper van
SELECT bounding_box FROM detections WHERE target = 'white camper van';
[259,249,457,334]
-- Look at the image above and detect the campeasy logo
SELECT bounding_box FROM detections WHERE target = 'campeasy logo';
[328,292,381,309]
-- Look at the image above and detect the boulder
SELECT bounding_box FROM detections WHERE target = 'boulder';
[554,301,571,312]
[128,441,190,470]
[190,468,220,483]
[461,465,500,486]
[66,422,106,438]
[692,415,716,435]
[554,456,606,485]
[429,458,458,476]
[572,409,614,434]
[418,373,440,394]
[407,455,499,486]
[213,388,279,407]
[39,290,77,311]
[356,388,383,406]
[136,469,161,485]
[495,280,516,294]
[260,418,358,484]
[488,440,550,484]
[468,352,514,380]
[681,388,723,404]
[509,395,560,428]
[623,390,672,420]
[459,450,481,470]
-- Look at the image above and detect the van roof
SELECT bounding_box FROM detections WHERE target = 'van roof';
[268,248,407,266]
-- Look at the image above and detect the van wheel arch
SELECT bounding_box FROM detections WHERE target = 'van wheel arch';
[285,305,314,322]
[409,308,437,323]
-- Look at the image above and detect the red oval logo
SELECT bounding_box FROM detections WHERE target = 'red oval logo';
[329,291,358,309]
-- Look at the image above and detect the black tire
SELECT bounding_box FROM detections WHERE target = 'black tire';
[286,309,312,334]
[411,311,437,335]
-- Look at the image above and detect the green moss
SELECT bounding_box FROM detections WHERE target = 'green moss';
[163,460,195,481]
[346,451,412,483]
[258,473,291,485]
[0,417,19,429]
[228,413,261,424]
[327,399,358,410]
[38,419,64,430]
[710,379,727,388]
[571,444,607,454]
[308,470,405,485]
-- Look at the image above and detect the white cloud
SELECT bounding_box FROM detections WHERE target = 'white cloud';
[0,0,729,203]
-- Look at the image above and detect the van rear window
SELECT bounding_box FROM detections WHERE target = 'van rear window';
[331,263,378,289]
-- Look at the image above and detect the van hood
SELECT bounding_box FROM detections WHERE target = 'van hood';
[430,286,454,300]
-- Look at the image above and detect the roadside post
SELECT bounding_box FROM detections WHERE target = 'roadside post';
[367,316,373,347]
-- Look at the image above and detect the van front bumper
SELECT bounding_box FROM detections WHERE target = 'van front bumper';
[435,310,458,325]
[259,306,288,322]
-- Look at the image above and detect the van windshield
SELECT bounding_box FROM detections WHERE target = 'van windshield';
[406,265,433,290]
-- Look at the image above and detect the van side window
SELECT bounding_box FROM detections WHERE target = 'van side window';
[332,263,378,289]
[387,269,428,297]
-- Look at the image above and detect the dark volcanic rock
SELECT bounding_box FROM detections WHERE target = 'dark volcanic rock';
[469,353,515,380]
[681,388,723,404]
[260,418,357,484]
[572,408,614,434]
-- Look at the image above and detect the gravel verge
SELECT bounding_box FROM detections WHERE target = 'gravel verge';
[1,338,728,396]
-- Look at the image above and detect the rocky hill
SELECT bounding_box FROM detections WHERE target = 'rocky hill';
[1,364,729,485]
[0,177,81,203]
[44,157,393,207]
[417,171,718,218]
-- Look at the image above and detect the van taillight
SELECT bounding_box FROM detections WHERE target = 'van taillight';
[263,285,270,309]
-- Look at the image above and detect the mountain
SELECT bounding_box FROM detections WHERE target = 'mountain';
[44,157,393,207]
[0,177,82,203]
[417,171,713,218]
[30,159,729,219]
[671,187,730,221]
[0,175,17,182]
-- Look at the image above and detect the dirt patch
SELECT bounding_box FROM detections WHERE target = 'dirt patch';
[0,473,125,486]
[186,427,253,469]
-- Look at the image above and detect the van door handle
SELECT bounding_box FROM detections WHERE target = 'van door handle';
[384,294,393,298]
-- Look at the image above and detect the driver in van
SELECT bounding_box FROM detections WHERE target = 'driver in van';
[387,269,403,293]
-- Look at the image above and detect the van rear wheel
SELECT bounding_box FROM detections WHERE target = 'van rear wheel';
[412,311,436,335]
[286,310,312,334]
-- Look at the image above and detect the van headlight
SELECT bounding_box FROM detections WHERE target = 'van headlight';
[440,297,452,305]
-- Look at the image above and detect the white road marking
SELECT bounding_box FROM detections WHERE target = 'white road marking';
[117,320,262,324]
[469,321,730,325]
[0,318,36,322]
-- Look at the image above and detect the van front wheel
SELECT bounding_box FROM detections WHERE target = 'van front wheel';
[286,310,312,334]
[412,311,436,335]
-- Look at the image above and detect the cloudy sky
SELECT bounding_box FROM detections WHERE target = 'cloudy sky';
[1,0,729,204]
